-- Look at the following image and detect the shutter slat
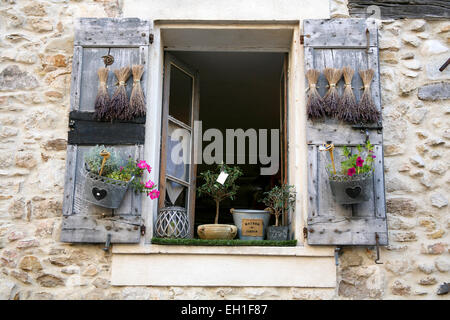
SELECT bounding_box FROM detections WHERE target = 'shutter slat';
[304,18,388,246]
[74,18,151,46]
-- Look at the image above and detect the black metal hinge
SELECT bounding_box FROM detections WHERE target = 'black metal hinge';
[303,227,308,240]
[140,224,146,236]
[300,35,304,45]
[149,33,154,44]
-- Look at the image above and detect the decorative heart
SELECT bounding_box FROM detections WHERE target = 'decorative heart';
[92,188,107,200]
[345,186,362,199]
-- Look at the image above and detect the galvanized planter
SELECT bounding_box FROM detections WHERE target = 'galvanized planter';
[329,173,373,205]
[155,206,190,239]
[267,226,289,241]
[230,208,271,241]
[81,164,134,209]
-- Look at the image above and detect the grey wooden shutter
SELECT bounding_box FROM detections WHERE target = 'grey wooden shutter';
[60,18,151,243]
[304,19,388,246]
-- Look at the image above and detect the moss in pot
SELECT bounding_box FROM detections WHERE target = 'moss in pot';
[196,164,243,240]
[261,184,296,241]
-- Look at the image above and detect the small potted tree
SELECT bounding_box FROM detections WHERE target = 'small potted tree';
[196,163,243,239]
[326,140,376,204]
[261,185,296,240]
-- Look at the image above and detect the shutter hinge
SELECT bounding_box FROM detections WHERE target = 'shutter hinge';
[303,227,308,239]
[140,224,146,236]
[300,34,310,45]
[149,33,154,44]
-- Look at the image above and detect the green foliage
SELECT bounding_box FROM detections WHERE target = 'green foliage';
[197,163,243,223]
[197,163,243,204]
[84,145,122,176]
[85,145,158,198]
[106,157,140,190]
[260,185,296,226]
[151,237,297,247]
[333,140,375,178]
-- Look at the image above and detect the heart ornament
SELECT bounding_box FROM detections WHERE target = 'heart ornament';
[345,186,362,199]
[92,188,107,201]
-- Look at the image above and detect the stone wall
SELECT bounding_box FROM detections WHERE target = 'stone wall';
[337,18,450,300]
[0,0,449,300]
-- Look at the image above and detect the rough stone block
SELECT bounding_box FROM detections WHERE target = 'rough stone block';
[418,82,450,101]
[0,65,39,91]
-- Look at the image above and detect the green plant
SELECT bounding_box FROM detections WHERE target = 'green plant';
[260,185,296,227]
[84,145,122,176]
[85,145,159,199]
[328,140,376,180]
[197,163,243,224]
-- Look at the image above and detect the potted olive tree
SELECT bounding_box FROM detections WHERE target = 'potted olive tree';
[196,163,243,239]
[261,185,296,240]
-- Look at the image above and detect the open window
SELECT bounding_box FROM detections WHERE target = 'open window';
[158,51,288,239]
[159,53,200,237]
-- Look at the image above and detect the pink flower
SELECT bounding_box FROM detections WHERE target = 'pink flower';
[149,189,160,200]
[137,160,148,169]
[371,155,376,159]
[356,156,364,167]
[145,180,155,189]
[137,160,152,173]
[119,166,124,171]
[347,167,356,176]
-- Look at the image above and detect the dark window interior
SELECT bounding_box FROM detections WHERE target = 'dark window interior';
[168,51,285,236]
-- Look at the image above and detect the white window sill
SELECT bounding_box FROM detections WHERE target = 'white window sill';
[112,243,334,257]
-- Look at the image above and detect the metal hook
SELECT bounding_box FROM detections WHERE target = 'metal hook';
[374,233,383,264]
[439,58,450,72]
[365,28,370,54]
[364,128,370,143]
[334,247,342,266]
[103,233,112,252]
[102,48,114,68]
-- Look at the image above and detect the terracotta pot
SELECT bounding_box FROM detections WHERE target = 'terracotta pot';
[197,224,237,240]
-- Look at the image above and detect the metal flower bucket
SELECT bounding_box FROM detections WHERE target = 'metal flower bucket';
[81,164,134,209]
[230,208,271,240]
[329,172,373,205]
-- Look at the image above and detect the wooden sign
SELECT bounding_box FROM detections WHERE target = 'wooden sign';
[242,219,263,237]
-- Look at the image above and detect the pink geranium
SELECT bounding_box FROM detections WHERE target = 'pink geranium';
[149,189,160,199]
[356,156,364,167]
[145,180,155,189]
[137,160,148,169]
[347,167,356,176]
[137,160,152,173]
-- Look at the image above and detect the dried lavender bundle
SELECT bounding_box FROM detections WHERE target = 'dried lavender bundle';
[93,68,111,120]
[359,69,380,123]
[129,64,146,118]
[110,66,131,121]
[305,69,325,119]
[323,68,342,117]
[337,66,359,123]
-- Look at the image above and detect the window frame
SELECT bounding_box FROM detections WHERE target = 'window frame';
[133,21,309,251]
[159,52,200,238]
